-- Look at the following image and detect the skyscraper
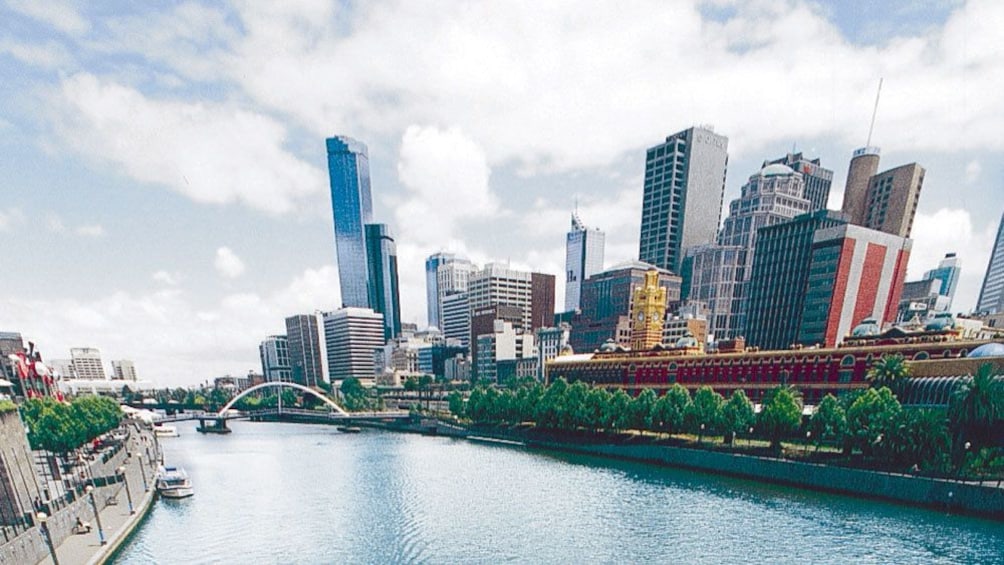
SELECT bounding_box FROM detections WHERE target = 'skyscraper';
[685,163,811,340]
[259,335,291,383]
[799,224,912,347]
[764,152,834,212]
[425,252,455,329]
[365,223,401,340]
[323,308,385,381]
[840,147,925,238]
[564,212,605,312]
[977,211,1004,314]
[327,136,373,308]
[744,210,849,350]
[923,252,961,307]
[639,126,728,275]
[70,347,106,380]
[285,314,324,387]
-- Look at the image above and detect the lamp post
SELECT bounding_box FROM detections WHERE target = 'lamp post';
[36,512,59,565]
[85,485,106,545]
[805,431,811,456]
[748,427,754,448]
[117,466,134,514]
[137,454,149,492]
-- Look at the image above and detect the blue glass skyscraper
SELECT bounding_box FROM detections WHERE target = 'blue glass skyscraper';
[365,223,401,340]
[327,136,373,308]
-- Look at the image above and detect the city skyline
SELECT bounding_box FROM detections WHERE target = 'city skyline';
[2,1,1003,386]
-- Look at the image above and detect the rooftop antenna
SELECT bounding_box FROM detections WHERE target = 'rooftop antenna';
[866,78,883,147]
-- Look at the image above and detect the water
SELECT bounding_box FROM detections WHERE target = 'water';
[115,421,1004,564]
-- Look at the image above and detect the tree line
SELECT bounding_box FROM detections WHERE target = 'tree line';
[447,358,1004,476]
[19,396,122,454]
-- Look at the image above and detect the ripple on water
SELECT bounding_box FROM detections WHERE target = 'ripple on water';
[114,423,1004,565]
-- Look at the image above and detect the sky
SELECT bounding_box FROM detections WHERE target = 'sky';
[1,0,1002,388]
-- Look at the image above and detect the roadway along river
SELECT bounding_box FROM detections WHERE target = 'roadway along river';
[114,421,1004,564]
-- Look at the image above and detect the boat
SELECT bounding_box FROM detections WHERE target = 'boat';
[153,424,179,437]
[337,426,362,433]
[156,466,194,499]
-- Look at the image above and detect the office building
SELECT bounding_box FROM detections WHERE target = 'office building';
[798,224,912,347]
[569,261,681,353]
[744,210,849,350]
[0,332,24,383]
[896,280,950,323]
[441,292,471,348]
[685,162,810,341]
[840,147,924,238]
[425,252,456,329]
[639,126,729,274]
[475,320,534,384]
[365,223,401,340]
[324,308,385,382]
[259,335,291,383]
[468,263,533,328]
[70,347,106,380]
[531,272,556,331]
[977,211,1004,314]
[285,314,325,387]
[435,256,476,330]
[923,252,961,305]
[764,152,834,212]
[536,324,571,382]
[564,212,605,312]
[326,136,373,308]
[49,359,75,380]
[110,360,137,381]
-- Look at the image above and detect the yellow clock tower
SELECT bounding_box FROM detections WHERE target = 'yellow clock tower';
[630,270,667,351]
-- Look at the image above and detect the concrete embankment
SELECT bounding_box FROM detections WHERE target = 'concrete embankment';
[421,423,1004,520]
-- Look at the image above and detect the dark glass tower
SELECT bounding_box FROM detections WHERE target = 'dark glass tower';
[365,223,401,340]
[977,211,1004,314]
[764,152,834,212]
[639,126,728,275]
[327,136,373,308]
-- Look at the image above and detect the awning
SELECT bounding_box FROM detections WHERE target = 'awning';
[0,379,14,388]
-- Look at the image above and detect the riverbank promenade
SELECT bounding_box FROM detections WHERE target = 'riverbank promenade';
[34,426,158,565]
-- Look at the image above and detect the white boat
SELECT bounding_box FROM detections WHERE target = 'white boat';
[153,424,179,437]
[157,466,194,499]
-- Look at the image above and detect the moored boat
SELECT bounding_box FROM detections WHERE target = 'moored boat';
[157,466,194,499]
[153,424,179,437]
[337,426,362,433]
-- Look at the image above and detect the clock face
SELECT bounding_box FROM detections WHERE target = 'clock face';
[637,313,644,321]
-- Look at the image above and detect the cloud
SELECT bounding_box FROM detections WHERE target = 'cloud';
[152,270,181,286]
[965,159,981,183]
[0,207,24,230]
[76,224,104,237]
[0,39,74,69]
[214,246,246,278]
[49,73,326,215]
[908,207,994,314]
[5,0,90,35]
[2,265,343,387]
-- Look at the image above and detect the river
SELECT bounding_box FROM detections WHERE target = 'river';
[113,421,1004,564]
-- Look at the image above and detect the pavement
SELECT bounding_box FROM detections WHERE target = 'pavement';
[36,426,159,565]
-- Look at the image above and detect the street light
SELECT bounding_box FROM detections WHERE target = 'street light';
[805,430,812,455]
[84,485,106,545]
[117,466,134,515]
[36,512,59,565]
[137,454,149,492]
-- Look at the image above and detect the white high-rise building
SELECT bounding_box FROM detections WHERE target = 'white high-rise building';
[111,360,137,381]
[259,335,291,383]
[564,212,605,313]
[435,257,476,329]
[468,263,534,330]
[323,308,385,382]
[70,347,106,380]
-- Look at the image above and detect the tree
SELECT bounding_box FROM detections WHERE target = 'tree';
[340,378,371,411]
[606,389,633,431]
[631,389,658,431]
[685,386,724,441]
[583,387,611,431]
[535,378,568,429]
[885,408,950,471]
[653,384,690,434]
[948,363,1004,452]
[808,394,847,450]
[846,386,901,456]
[758,386,803,453]
[447,390,466,418]
[720,390,755,444]
[866,354,909,397]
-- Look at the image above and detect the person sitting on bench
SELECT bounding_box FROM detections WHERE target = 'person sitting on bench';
[75,516,92,533]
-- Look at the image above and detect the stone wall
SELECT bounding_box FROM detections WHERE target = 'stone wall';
[0,410,41,527]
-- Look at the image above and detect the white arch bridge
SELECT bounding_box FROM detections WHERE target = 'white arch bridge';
[154,381,410,433]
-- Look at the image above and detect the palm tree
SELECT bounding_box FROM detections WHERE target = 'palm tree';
[866,354,909,397]
[948,363,1004,451]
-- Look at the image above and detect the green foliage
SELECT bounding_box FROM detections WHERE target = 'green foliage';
[0,400,16,413]
[846,387,901,455]
[866,354,909,395]
[808,394,847,447]
[884,408,950,471]
[606,389,632,431]
[758,386,803,452]
[948,363,1004,451]
[20,396,122,454]
[447,390,465,418]
[652,384,690,433]
[720,390,755,444]
[583,387,611,431]
[631,389,658,431]
[685,386,724,438]
[340,378,374,411]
